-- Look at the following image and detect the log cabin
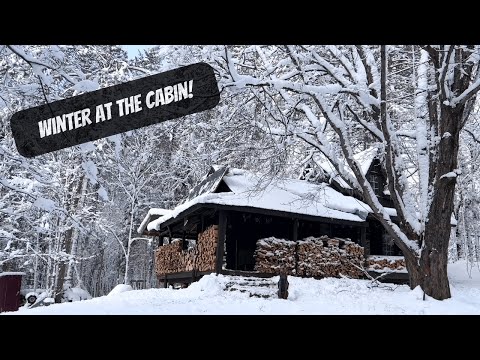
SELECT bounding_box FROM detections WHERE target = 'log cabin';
[140,146,452,287]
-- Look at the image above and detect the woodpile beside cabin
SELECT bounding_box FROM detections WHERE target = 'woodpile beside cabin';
[140,150,446,287]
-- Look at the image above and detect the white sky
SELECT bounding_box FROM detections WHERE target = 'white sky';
[123,45,155,59]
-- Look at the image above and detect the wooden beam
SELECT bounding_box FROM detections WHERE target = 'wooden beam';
[235,229,238,271]
[361,227,369,256]
[182,230,187,250]
[167,226,172,244]
[293,218,299,242]
[159,202,369,230]
[293,218,299,274]
[211,205,369,227]
[220,269,276,278]
[216,210,227,273]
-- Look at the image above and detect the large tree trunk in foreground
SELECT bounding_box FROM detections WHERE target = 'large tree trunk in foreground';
[381,47,468,300]
[404,103,465,299]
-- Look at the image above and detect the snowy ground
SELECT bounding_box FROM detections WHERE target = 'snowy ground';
[4,260,480,315]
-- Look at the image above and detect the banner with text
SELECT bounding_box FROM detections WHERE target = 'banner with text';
[10,62,220,157]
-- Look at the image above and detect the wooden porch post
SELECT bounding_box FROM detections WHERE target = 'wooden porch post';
[293,218,298,242]
[361,227,369,256]
[216,210,227,274]
[293,218,299,275]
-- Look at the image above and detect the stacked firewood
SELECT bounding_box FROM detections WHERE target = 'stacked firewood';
[154,224,219,276]
[195,225,218,272]
[366,256,406,271]
[253,237,296,274]
[297,236,364,278]
[254,236,365,279]
[155,240,184,276]
[182,248,196,272]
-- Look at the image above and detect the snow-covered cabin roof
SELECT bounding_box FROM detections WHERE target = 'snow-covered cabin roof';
[137,208,172,234]
[0,272,26,277]
[319,146,379,190]
[141,166,373,233]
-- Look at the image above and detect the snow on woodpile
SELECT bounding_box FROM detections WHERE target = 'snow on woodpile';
[254,236,364,279]
[154,225,218,276]
[366,255,406,272]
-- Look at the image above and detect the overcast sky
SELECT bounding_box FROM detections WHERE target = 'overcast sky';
[123,45,155,59]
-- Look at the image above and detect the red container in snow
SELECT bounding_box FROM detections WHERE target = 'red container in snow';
[0,272,25,313]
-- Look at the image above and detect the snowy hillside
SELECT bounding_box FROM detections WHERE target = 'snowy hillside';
[4,261,480,315]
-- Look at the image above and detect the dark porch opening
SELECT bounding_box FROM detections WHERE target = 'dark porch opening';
[225,210,364,271]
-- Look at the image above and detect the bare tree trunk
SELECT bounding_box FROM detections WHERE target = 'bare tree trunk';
[124,198,136,285]
[54,174,84,303]
[54,229,73,303]
[46,232,54,293]
[147,239,154,288]
[33,233,40,292]
[66,175,88,289]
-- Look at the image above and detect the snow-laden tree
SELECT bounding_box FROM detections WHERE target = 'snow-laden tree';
[214,45,480,300]
[0,45,142,300]
[1,44,288,297]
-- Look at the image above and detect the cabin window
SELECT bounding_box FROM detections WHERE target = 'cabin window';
[369,173,380,195]
[382,234,395,256]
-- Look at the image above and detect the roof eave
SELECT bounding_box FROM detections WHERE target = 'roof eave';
[148,202,368,234]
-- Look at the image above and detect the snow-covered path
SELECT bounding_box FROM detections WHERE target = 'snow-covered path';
[4,261,480,315]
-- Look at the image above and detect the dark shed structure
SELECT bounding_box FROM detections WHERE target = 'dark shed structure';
[0,272,25,313]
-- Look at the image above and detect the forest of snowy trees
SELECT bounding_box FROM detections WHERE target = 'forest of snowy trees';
[1,45,480,302]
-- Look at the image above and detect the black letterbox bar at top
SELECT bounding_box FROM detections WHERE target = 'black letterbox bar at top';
[10,62,220,158]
